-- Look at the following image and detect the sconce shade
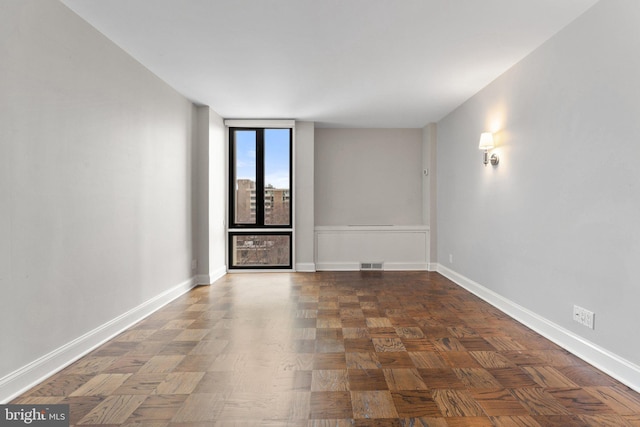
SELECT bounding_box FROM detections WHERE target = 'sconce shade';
[478,132,494,150]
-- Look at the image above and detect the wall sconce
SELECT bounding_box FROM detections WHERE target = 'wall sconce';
[479,132,499,166]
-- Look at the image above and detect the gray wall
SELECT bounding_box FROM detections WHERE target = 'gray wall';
[315,128,423,226]
[208,110,227,280]
[437,0,640,364]
[423,123,437,265]
[195,106,211,280]
[0,1,198,379]
[295,122,315,270]
[194,106,226,284]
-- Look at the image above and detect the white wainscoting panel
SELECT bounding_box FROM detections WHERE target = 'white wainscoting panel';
[315,225,429,271]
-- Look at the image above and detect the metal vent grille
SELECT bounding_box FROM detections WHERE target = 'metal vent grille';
[360,262,384,271]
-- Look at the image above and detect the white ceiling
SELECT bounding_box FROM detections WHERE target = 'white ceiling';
[61,0,598,128]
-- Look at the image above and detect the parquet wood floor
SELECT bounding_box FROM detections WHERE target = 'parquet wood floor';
[12,271,640,426]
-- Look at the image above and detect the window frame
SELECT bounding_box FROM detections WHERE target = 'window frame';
[228,231,293,270]
[228,127,293,230]
[228,127,293,270]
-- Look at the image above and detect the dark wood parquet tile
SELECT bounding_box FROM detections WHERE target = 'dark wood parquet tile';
[376,352,415,368]
[348,369,388,391]
[11,271,640,425]
[25,373,95,397]
[128,394,189,422]
[510,388,572,416]
[470,351,515,368]
[418,368,468,390]
[558,366,620,387]
[431,389,486,417]
[471,389,529,416]
[313,353,347,370]
[488,367,541,388]
[457,337,497,352]
[64,357,120,375]
[585,385,640,415]
[440,350,482,368]
[522,366,579,388]
[344,338,376,352]
[391,390,441,418]
[490,415,543,427]
[408,352,447,369]
[453,367,503,390]
[309,391,352,419]
[351,390,398,418]
[548,387,615,415]
[58,396,106,425]
[400,339,436,352]
[449,417,495,426]
[346,352,381,370]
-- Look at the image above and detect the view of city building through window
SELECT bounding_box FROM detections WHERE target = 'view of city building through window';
[231,234,291,267]
[235,179,290,225]
[229,128,292,268]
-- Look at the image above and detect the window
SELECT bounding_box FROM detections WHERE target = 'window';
[229,127,292,269]
[229,233,291,268]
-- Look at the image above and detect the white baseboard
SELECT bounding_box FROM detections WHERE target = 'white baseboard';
[295,262,316,272]
[194,274,210,285]
[436,263,640,393]
[209,265,227,284]
[0,277,198,403]
[195,265,227,285]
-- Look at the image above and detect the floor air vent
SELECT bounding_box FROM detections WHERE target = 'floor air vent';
[360,262,384,271]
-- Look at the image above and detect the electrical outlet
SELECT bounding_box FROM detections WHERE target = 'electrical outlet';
[583,309,595,329]
[449,254,453,264]
[573,305,595,329]
[573,305,581,322]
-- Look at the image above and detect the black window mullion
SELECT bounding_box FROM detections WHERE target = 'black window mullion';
[255,130,265,226]
[229,129,236,227]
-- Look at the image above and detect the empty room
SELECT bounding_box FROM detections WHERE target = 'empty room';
[2,0,640,425]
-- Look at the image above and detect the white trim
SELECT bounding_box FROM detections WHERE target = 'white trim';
[0,277,197,403]
[315,225,429,232]
[209,265,227,284]
[224,119,295,128]
[436,263,640,393]
[194,274,211,285]
[295,263,316,272]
